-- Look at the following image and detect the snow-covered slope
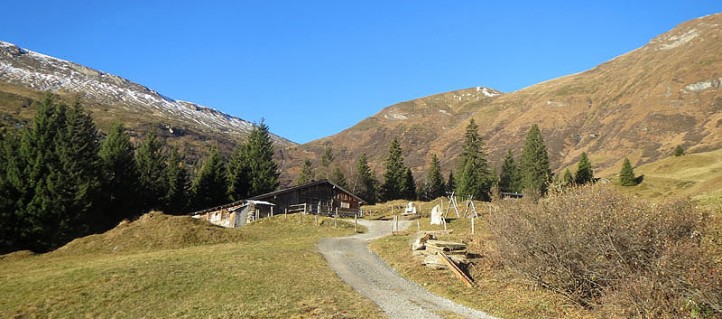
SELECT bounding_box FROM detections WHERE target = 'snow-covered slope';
[0,40,294,146]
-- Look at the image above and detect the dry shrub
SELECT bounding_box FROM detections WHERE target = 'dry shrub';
[489,185,722,317]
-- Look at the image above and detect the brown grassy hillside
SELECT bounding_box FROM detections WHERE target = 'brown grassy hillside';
[287,13,722,187]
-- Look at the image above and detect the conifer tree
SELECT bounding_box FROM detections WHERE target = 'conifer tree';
[456,119,491,201]
[355,154,377,204]
[562,169,574,186]
[574,152,594,185]
[52,102,101,235]
[163,148,189,214]
[0,129,21,252]
[402,168,417,200]
[498,150,521,193]
[520,124,551,198]
[297,159,315,184]
[245,120,279,196]
[192,146,227,210]
[424,154,446,200]
[674,145,685,157]
[619,158,637,186]
[227,143,251,201]
[331,166,348,189]
[320,147,334,179]
[17,96,103,250]
[99,122,139,226]
[381,138,407,202]
[446,171,456,195]
[135,131,168,212]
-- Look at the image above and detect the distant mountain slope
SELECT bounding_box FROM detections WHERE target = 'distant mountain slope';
[290,13,722,185]
[0,41,295,156]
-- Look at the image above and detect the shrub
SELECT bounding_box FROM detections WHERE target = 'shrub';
[488,185,721,317]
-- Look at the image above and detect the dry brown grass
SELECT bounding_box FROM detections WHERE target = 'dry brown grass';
[489,185,722,318]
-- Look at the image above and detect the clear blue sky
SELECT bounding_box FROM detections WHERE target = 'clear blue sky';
[2,1,722,143]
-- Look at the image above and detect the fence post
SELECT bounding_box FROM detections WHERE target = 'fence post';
[354,214,358,232]
[471,216,475,236]
[315,213,318,226]
[285,208,288,219]
[270,206,274,218]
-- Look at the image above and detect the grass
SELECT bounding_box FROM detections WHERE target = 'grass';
[364,200,594,319]
[0,213,383,318]
[609,148,722,204]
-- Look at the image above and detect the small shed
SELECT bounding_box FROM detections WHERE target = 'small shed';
[191,200,275,228]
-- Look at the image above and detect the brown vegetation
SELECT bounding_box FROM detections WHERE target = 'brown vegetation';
[488,185,722,318]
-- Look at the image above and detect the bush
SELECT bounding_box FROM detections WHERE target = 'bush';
[489,185,721,317]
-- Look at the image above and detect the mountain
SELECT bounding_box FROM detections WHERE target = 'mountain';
[0,40,295,159]
[290,13,722,185]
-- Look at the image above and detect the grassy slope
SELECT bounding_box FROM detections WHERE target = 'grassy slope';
[608,148,722,204]
[0,213,382,319]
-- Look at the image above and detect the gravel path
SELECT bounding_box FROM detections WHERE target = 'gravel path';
[318,219,499,319]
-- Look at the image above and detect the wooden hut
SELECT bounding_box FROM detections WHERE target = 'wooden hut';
[250,179,365,217]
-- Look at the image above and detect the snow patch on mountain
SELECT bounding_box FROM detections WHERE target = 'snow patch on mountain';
[0,40,293,145]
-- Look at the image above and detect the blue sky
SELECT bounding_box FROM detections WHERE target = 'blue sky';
[2,1,722,143]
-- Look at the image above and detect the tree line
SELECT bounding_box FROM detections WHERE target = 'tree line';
[350,118,641,205]
[0,96,279,253]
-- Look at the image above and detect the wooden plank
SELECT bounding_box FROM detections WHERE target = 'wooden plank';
[438,252,474,288]
[426,240,467,251]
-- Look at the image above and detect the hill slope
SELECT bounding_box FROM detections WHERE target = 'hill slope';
[292,13,722,185]
[0,40,295,157]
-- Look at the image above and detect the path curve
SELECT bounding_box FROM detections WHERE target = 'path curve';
[318,219,499,319]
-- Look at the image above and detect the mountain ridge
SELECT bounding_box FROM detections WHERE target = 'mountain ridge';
[288,12,722,186]
[0,40,295,149]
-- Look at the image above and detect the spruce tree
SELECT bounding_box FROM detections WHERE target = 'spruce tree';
[0,129,21,253]
[245,120,279,196]
[574,152,594,185]
[520,124,551,199]
[355,154,377,204]
[52,102,101,237]
[297,159,314,184]
[619,158,637,186]
[674,145,685,157]
[191,146,228,210]
[99,122,140,226]
[498,150,521,193]
[562,169,574,186]
[424,154,446,200]
[380,138,407,202]
[227,143,251,201]
[456,119,491,201]
[402,168,417,200]
[16,96,104,250]
[163,148,189,214]
[321,147,334,179]
[446,171,456,195]
[331,166,348,188]
[135,131,168,212]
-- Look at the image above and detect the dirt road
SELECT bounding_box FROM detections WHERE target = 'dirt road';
[318,219,499,319]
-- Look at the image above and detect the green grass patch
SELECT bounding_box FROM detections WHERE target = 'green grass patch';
[0,213,382,318]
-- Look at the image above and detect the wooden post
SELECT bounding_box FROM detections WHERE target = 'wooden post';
[317,201,321,216]
[334,208,339,228]
[270,206,274,218]
[314,213,318,226]
[396,214,399,234]
[354,214,358,232]
[471,216,475,236]
[285,208,288,219]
